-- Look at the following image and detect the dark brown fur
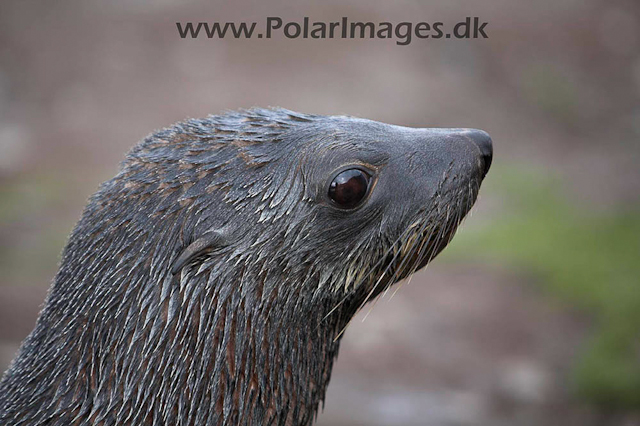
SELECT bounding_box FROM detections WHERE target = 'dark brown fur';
[0,108,491,425]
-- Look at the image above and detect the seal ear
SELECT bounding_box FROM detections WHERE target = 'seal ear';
[171,230,228,275]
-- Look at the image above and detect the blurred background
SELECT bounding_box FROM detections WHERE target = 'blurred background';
[0,0,639,425]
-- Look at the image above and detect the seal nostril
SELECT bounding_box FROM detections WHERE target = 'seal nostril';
[465,130,492,178]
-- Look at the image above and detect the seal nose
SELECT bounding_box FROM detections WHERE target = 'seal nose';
[465,129,492,178]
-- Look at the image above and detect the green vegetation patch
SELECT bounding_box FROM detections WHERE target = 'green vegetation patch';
[445,165,640,407]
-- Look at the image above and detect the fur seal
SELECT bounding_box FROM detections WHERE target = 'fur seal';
[0,108,492,425]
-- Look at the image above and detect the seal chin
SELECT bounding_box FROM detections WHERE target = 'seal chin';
[367,172,481,299]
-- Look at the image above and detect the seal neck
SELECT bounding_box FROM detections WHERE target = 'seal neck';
[0,250,347,426]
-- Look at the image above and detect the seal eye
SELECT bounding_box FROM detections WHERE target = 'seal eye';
[328,168,371,209]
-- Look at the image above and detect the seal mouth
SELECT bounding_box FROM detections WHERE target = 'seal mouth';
[394,173,479,270]
[346,174,481,307]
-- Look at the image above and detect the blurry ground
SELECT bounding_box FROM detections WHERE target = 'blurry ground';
[1,0,639,425]
[322,266,593,426]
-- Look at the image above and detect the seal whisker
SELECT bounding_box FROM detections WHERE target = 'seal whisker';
[354,220,426,315]
[388,212,440,300]
[361,215,432,319]
[359,220,429,321]
[320,222,421,325]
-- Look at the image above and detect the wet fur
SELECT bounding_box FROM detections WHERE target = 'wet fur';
[0,108,485,425]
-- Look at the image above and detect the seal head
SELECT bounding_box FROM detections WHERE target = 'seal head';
[0,108,492,426]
